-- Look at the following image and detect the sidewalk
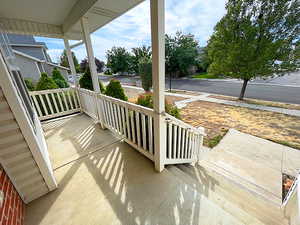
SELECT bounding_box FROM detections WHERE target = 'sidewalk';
[122,85,300,117]
[169,92,300,117]
[167,93,300,117]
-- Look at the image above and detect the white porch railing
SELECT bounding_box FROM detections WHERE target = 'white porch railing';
[78,87,205,165]
[29,88,81,120]
[95,93,155,161]
[77,88,98,120]
[165,114,205,164]
[30,87,205,167]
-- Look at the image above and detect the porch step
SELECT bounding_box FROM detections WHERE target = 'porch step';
[167,163,288,225]
[199,149,282,205]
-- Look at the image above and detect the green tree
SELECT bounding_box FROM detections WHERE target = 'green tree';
[95,58,105,73]
[106,47,132,74]
[132,46,152,73]
[60,50,80,73]
[36,73,58,91]
[197,47,211,72]
[52,68,69,88]
[79,58,104,73]
[79,68,105,92]
[165,32,199,77]
[79,68,93,90]
[139,57,152,91]
[295,41,300,61]
[208,0,300,100]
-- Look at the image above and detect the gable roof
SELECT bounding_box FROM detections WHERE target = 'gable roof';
[7,34,48,49]
[13,49,69,70]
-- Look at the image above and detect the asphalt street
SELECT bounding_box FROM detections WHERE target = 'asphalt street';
[166,79,300,104]
[99,73,300,104]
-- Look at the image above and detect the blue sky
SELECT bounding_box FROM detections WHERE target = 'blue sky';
[35,0,226,63]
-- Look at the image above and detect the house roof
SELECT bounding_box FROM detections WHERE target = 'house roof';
[0,0,144,40]
[13,49,70,71]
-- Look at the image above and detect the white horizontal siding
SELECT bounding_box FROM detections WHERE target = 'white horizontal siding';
[0,87,49,203]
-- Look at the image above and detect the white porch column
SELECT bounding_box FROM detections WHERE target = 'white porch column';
[80,16,100,92]
[151,0,166,172]
[63,38,77,86]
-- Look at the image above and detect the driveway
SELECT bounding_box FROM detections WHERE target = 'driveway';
[252,71,300,86]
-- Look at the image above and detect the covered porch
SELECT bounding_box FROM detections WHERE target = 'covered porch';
[25,114,246,225]
[0,0,299,224]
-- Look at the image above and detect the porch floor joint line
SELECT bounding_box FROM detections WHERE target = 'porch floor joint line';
[53,139,122,171]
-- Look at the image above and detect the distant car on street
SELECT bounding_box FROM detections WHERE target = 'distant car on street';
[68,74,81,83]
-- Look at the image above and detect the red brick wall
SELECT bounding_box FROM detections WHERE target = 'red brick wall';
[0,167,25,225]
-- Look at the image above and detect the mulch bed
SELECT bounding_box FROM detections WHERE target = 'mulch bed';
[282,174,296,201]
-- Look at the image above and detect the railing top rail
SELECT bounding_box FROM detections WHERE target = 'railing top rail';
[76,87,95,95]
[165,114,206,136]
[97,92,155,117]
[29,87,73,95]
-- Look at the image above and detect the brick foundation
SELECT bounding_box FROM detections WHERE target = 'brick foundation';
[0,167,25,225]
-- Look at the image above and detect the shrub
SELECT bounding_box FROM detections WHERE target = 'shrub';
[138,57,152,91]
[52,68,69,88]
[165,102,181,119]
[136,93,153,108]
[105,79,128,101]
[136,93,181,119]
[79,68,105,92]
[36,73,58,91]
[79,68,93,90]
[104,69,112,75]
[24,78,35,91]
[99,81,106,93]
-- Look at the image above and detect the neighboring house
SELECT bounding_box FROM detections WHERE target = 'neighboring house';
[6,33,69,82]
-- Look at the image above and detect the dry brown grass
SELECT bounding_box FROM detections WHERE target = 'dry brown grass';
[181,100,300,149]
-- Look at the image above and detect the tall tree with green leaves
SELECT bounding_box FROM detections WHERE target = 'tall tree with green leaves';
[79,57,104,73]
[106,47,132,74]
[208,0,300,100]
[60,50,80,73]
[131,46,152,73]
[165,32,199,77]
[197,47,211,72]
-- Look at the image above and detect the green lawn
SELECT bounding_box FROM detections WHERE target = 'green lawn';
[192,73,222,79]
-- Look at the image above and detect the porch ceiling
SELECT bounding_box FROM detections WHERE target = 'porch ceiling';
[0,0,144,40]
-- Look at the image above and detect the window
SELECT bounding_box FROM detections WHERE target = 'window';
[11,70,35,128]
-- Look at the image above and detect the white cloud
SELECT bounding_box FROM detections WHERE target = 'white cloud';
[47,49,63,62]
[43,0,226,63]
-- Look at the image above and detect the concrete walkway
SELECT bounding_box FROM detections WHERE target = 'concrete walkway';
[170,129,300,225]
[212,129,300,177]
[169,92,300,117]
[122,85,300,117]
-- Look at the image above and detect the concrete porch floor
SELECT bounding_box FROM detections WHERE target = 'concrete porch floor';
[25,114,252,225]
